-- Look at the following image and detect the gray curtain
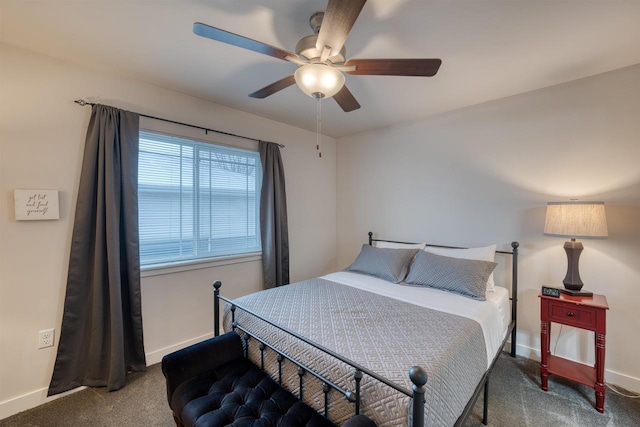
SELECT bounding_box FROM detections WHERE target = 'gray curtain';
[259,141,289,288]
[48,104,145,396]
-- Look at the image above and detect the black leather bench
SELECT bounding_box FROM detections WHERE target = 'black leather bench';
[162,331,376,427]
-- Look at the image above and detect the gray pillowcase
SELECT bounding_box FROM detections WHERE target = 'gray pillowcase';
[405,251,498,301]
[346,244,418,283]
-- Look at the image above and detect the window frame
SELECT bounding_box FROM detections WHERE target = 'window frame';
[137,129,263,273]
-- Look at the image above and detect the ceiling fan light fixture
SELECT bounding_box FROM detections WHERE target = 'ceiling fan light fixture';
[194,0,441,112]
[294,63,345,99]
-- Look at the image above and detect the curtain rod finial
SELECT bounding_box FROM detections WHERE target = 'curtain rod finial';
[74,99,87,106]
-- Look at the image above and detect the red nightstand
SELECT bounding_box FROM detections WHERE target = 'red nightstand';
[539,292,609,412]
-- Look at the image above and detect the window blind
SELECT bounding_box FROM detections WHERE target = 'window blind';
[138,131,262,266]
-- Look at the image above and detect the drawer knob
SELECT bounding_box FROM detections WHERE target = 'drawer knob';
[567,312,574,317]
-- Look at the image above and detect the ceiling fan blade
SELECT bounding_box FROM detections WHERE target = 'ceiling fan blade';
[316,0,366,57]
[333,85,361,112]
[345,58,442,76]
[193,22,297,61]
[249,75,296,99]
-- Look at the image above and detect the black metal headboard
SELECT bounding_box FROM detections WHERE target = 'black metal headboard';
[367,231,519,358]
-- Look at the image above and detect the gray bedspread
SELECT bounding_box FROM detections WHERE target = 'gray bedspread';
[223,278,487,426]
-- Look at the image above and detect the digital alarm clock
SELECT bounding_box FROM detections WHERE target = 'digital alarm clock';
[541,286,562,298]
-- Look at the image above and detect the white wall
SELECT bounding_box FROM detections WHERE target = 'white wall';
[0,44,336,418]
[337,65,640,392]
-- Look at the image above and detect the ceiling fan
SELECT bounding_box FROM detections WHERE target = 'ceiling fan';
[193,0,441,112]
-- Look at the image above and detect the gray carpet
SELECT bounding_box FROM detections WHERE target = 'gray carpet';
[1,353,638,426]
[463,354,640,427]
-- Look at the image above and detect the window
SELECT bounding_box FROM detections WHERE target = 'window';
[138,131,262,266]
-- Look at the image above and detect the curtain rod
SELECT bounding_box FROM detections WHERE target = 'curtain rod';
[74,99,284,148]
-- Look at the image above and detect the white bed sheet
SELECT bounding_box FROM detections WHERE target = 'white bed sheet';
[322,271,511,368]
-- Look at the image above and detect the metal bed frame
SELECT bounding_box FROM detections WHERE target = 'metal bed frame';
[213,232,519,426]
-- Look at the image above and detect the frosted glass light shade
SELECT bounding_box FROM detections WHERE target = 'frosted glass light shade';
[294,64,345,99]
[544,202,608,238]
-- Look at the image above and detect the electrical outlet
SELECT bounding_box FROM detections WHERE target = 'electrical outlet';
[38,328,55,349]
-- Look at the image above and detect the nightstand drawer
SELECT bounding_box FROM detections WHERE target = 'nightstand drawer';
[548,301,596,329]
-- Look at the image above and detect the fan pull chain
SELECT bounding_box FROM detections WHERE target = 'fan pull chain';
[316,97,322,158]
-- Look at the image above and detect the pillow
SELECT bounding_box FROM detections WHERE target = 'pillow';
[405,251,498,301]
[424,244,497,291]
[376,241,427,250]
[346,244,418,283]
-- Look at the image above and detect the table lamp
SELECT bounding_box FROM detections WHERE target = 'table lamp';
[543,201,608,296]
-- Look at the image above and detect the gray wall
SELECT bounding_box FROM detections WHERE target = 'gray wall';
[337,64,640,392]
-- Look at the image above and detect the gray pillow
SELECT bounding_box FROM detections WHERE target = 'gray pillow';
[346,244,418,283]
[405,251,498,301]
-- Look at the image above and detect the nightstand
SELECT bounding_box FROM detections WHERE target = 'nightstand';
[539,292,609,412]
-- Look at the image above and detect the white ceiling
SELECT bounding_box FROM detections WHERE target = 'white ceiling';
[2,0,639,138]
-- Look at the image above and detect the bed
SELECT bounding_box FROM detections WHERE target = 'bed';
[213,233,519,426]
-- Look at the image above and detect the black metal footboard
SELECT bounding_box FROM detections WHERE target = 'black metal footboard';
[213,283,428,426]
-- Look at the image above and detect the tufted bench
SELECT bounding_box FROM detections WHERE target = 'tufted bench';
[162,331,376,427]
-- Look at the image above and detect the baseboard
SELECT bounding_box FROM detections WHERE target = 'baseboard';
[511,341,640,393]
[0,385,86,420]
[144,332,215,366]
[605,369,640,394]
[0,332,215,420]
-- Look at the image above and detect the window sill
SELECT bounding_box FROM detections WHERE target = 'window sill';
[141,252,262,277]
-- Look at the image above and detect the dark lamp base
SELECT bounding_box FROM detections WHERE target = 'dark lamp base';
[563,240,584,290]
[559,288,594,297]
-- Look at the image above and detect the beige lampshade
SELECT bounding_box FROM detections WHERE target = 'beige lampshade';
[544,202,608,238]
